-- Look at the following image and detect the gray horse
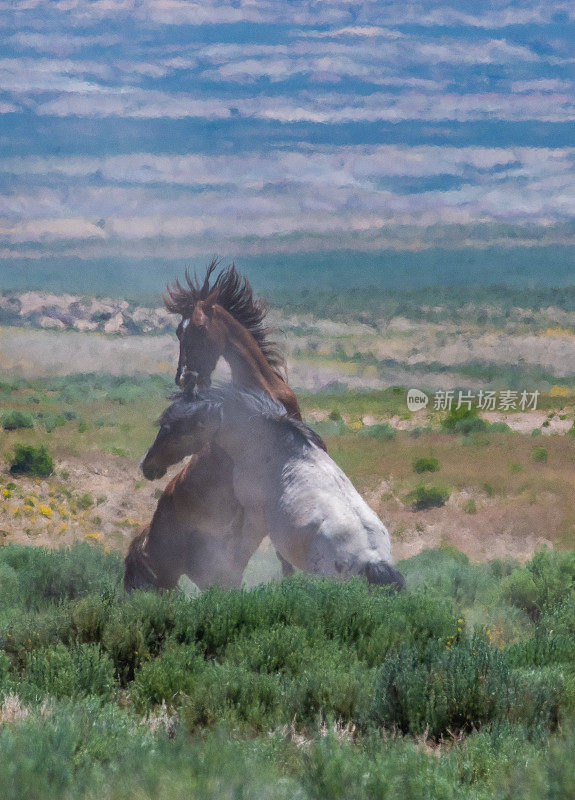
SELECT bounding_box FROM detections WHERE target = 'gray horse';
[141,387,405,590]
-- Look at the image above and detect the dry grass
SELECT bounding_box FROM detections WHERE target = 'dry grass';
[327,431,575,561]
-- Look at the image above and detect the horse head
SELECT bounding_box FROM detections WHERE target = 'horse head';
[173,290,225,390]
[124,527,161,591]
[164,260,285,394]
[140,397,221,480]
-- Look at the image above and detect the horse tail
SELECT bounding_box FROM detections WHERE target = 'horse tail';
[124,526,159,592]
[359,561,407,591]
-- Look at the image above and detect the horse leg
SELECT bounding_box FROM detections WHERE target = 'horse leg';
[277,552,295,577]
[226,508,267,586]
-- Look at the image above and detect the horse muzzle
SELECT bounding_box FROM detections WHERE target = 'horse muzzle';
[140,459,167,481]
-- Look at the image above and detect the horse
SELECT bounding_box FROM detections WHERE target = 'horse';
[163,259,301,419]
[124,443,259,592]
[126,261,304,589]
[141,387,406,590]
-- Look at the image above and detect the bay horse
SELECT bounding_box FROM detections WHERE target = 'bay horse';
[163,259,301,419]
[141,387,406,590]
[124,444,258,591]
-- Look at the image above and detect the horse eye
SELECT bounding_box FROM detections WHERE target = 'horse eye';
[160,424,171,434]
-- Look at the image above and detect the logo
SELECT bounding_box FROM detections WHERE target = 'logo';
[407,389,429,412]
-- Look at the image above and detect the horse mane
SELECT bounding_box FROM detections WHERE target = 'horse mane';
[160,386,324,451]
[163,259,286,381]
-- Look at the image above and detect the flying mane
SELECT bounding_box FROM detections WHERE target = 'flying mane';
[163,259,286,381]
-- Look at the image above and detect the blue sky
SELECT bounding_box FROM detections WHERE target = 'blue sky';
[0,0,574,278]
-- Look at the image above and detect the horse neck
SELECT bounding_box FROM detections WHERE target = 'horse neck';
[215,413,279,476]
[214,307,301,418]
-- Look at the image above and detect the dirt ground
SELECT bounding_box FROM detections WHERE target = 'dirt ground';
[0,444,567,577]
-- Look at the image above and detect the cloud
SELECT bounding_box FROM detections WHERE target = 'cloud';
[2,0,574,264]
[24,86,574,123]
[2,146,573,190]
[0,217,107,243]
[3,0,573,29]
[0,100,19,113]
[9,31,123,53]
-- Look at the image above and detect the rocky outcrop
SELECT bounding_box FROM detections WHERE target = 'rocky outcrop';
[0,291,175,337]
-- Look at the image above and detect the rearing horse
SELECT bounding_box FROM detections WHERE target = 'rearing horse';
[142,387,406,591]
[125,262,307,589]
[164,260,302,420]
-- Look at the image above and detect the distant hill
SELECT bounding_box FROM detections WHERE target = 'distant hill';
[1,245,574,300]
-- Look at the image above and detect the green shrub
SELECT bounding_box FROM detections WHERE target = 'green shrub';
[412,456,439,473]
[527,548,575,610]
[310,419,349,437]
[500,569,539,619]
[540,596,575,638]
[531,446,548,463]
[0,543,123,610]
[462,499,477,514]
[404,484,450,511]
[441,406,487,435]
[400,548,499,610]
[225,624,312,676]
[102,592,184,684]
[8,444,53,477]
[509,666,575,731]
[182,662,284,731]
[500,550,575,620]
[506,632,575,669]
[373,633,512,737]
[489,421,512,433]
[358,423,396,441]
[68,594,113,644]
[24,643,116,699]
[328,409,342,421]
[132,644,204,710]
[38,413,67,433]
[0,562,19,606]
[287,656,371,726]
[1,410,34,430]
[0,650,12,691]
[0,700,300,800]
[105,383,148,404]
[1,605,70,668]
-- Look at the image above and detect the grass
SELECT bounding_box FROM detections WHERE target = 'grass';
[0,542,573,798]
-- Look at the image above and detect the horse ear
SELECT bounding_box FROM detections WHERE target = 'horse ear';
[203,287,219,314]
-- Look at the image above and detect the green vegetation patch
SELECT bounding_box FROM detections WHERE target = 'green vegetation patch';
[1,410,35,431]
[0,543,572,797]
[404,484,451,511]
[412,456,440,473]
[441,406,488,435]
[8,444,54,477]
[531,446,548,463]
